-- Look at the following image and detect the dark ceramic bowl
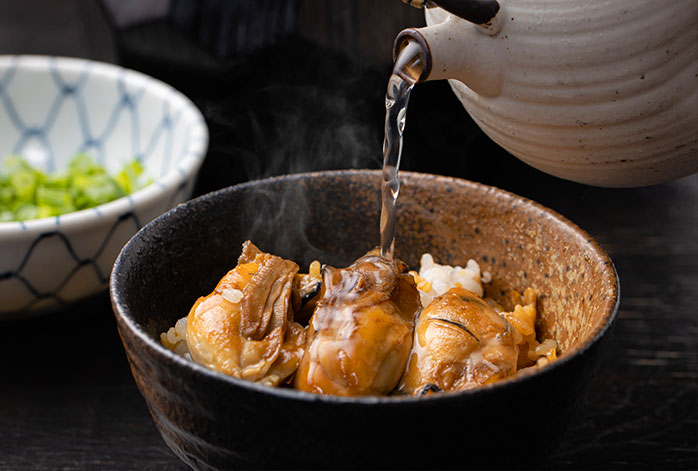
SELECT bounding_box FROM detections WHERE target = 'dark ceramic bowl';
[110,170,619,470]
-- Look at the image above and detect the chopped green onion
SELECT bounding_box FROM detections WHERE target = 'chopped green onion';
[114,159,144,194]
[0,155,31,177]
[0,154,149,222]
[14,203,40,221]
[36,187,73,212]
[10,170,37,201]
[0,209,14,222]
[68,153,102,175]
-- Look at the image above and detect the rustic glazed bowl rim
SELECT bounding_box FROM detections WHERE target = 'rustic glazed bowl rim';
[111,169,620,405]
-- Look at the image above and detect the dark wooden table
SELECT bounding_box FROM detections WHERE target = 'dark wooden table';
[1,3,696,469]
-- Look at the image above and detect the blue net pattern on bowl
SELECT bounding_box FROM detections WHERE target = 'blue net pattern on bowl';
[0,56,205,314]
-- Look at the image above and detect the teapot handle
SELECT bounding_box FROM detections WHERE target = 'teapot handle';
[402,0,504,34]
[430,0,499,25]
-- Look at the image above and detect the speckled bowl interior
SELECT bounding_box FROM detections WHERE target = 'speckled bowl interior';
[111,170,619,469]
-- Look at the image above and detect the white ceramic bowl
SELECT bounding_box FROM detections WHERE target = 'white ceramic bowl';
[0,55,208,318]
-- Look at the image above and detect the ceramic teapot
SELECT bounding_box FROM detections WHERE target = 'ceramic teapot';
[396,0,698,187]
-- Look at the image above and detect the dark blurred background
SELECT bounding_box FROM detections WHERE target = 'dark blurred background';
[1,1,696,470]
[0,0,549,195]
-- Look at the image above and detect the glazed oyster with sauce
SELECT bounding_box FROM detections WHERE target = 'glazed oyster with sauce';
[161,242,558,396]
[398,287,519,395]
[294,250,420,396]
[184,241,306,387]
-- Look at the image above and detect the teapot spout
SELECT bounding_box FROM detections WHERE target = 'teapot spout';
[393,15,504,97]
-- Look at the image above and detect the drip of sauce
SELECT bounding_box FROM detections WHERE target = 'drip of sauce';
[380,40,425,259]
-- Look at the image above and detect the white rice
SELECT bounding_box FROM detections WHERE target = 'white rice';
[222,288,244,304]
[411,253,490,307]
[160,316,190,359]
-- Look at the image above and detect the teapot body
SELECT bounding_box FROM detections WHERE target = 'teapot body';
[422,0,698,187]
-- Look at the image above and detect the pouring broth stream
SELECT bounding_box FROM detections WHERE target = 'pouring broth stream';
[380,40,425,259]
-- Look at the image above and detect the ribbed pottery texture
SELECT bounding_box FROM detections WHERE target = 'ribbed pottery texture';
[426,0,698,187]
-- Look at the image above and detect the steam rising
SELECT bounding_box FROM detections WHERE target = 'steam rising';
[195,37,388,264]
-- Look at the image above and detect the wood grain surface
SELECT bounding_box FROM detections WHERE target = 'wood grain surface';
[1,1,696,469]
